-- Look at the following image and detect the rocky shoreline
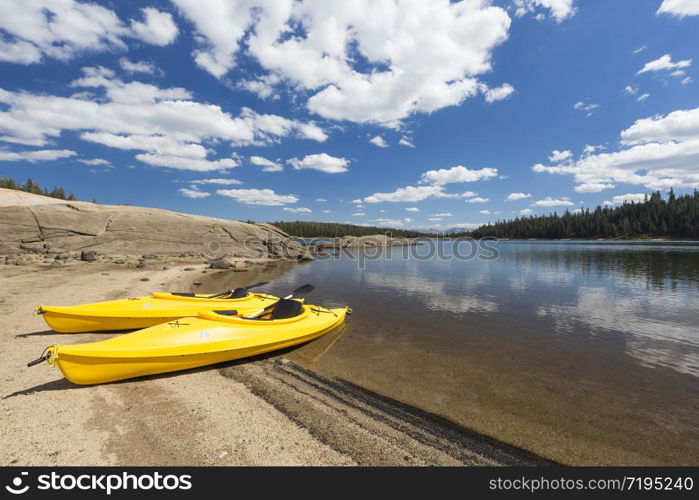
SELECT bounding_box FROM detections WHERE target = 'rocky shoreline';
[1,189,419,267]
[0,188,317,266]
[313,234,421,250]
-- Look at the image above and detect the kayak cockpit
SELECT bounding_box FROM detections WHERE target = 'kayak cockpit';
[153,288,253,301]
[202,299,310,324]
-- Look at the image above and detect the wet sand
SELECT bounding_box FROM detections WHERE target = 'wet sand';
[0,261,542,466]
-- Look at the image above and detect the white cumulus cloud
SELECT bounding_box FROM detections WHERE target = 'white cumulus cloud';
[532,196,574,207]
[129,7,179,46]
[533,106,699,191]
[573,100,599,117]
[119,58,161,75]
[179,185,210,198]
[369,136,388,148]
[217,188,298,206]
[174,0,512,126]
[283,207,312,214]
[287,153,349,173]
[505,192,532,201]
[657,0,699,17]
[398,136,415,148]
[513,0,577,22]
[548,149,572,163]
[420,165,498,185]
[0,2,178,64]
[364,185,444,203]
[250,155,283,172]
[78,158,111,166]
[611,193,647,204]
[637,54,692,74]
[481,83,515,102]
[0,67,326,171]
[574,183,615,193]
[0,148,76,162]
[190,178,242,185]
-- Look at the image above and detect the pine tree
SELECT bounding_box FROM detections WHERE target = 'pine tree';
[1,176,77,201]
[463,191,698,239]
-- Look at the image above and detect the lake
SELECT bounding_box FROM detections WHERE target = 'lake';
[239,240,699,465]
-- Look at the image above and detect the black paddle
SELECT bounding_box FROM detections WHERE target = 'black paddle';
[206,281,269,299]
[245,284,315,318]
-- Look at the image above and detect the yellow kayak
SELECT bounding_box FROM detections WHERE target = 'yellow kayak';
[36,287,279,333]
[31,300,349,385]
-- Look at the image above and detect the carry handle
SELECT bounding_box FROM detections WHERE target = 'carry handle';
[27,354,49,367]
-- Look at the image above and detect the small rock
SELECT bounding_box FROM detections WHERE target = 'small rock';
[113,259,126,265]
[140,277,150,282]
[208,260,232,270]
[5,259,16,266]
[102,273,110,275]
[80,250,98,262]
[202,270,207,274]
[162,266,169,270]
[183,267,195,271]
[193,281,202,286]
[142,254,158,260]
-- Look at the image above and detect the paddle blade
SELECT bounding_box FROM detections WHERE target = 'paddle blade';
[292,284,315,296]
[246,284,315,318]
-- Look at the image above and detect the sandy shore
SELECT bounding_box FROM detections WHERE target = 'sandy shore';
[1,260,545,466]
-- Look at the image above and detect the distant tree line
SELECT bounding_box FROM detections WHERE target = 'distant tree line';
[0,177,78,201]
[456,190,699,239]
[269,220,430,238]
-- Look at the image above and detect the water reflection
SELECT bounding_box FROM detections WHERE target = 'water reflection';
[537,285,699,377]
[364,272,499,314]
[262,241,699,464]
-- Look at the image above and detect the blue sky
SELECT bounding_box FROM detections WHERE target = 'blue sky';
[0,0,698,230]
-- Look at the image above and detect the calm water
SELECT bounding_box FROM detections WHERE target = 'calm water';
[232,241,699,464]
